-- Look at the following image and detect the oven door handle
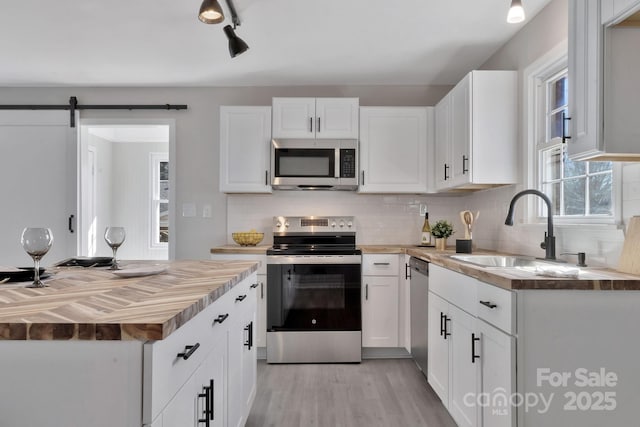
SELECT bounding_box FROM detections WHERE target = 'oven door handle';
[267,255,362,265]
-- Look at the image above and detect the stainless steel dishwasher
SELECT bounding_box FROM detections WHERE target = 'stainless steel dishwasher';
[409,256,429,374]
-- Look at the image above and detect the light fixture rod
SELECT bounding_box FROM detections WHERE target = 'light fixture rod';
[224,0,241,28]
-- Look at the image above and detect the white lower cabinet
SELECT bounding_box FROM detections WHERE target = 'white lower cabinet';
[429,264,515,427]
[146,273,258,427]
[362,275,399,347]
[362,254,400,347]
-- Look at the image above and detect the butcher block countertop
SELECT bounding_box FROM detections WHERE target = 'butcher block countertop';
[405,248,640,291]
[209,244,640,291]
[0,260,258,341]
[210,245,270,255]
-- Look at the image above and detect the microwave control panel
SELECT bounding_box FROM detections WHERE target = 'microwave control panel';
[340,149,357,178]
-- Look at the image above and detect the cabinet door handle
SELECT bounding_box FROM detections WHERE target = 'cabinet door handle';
[214,313,229,324]
[317,117,321,133]
[265,170,269,186]
[250,282,259,289]
[444,163,449,180]
[471,333,480,364]
[244,321,253,350]
[373,262,390,266]
[365,284,368,300]
[361,170,365,186]
[443,316,451,339]
[479,300,497,309]
[68,214,75,233]
[562,112,572,144]
[209,379,215,420]
[309,117,313,133]
[260,282,264,299]
[462,155,469,174]
[405,263,411,280]
[198,380,214,425]
[177,342,200,360]
[235,294,247,302]
[440,312,445,336]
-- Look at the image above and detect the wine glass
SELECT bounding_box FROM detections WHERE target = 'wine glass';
[104,227,126,270]
[21,227,53,288]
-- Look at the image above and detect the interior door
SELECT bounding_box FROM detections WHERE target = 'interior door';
[0,111,77,266]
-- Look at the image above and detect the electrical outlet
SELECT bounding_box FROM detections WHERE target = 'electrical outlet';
[203,204,212,218]
[182,203,196,217]
[419,204,428,216]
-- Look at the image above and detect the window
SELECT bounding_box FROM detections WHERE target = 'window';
[535,68,613,220]
[151,153,169,247]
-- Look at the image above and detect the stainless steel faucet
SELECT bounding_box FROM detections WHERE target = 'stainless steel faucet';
[504,189,556,260]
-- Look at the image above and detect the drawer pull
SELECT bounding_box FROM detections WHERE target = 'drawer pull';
[214,313,229,324]
[177,342,200,360]
[471,333,480,364]
[250,283,259,289]
[373,262,390,266]
[479,300,497,309]
[235,294,247,302]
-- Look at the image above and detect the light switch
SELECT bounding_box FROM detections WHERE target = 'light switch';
[182,203,196,217]
[203,204,212,218]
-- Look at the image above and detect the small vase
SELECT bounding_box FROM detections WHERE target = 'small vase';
[435,238,447,251]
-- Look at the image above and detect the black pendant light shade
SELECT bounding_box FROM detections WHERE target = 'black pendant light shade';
[223,25,249,58]
[199,0,225,24]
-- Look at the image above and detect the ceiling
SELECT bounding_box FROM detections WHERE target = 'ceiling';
[0,0,552,87]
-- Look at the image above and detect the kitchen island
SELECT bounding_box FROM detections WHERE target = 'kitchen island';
[0,260,259,427]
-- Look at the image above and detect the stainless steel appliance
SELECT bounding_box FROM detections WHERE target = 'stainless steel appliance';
[266,216,362,363]
[409,256,429,374]
[271,139,358,190]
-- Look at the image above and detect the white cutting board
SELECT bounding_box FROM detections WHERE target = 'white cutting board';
[618,216,640,275]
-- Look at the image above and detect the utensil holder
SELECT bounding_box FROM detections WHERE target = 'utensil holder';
[456,239,472,254]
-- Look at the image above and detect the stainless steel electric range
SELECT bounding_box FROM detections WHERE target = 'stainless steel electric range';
[266,216,362,363]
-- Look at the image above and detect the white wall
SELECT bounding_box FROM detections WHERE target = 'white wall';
[111,141,169,260]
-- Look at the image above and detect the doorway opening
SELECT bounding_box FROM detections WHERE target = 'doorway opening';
[79,121,174,260]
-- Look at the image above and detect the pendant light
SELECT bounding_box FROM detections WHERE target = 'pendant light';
[223,25,249,58]
[507,0,525,23]
[198,0,225,24]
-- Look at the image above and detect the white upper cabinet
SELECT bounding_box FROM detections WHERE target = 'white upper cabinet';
[435,70,517,191]
[568,0,640,161]
[272,97,359,139]
[359,107,432,194]
[219,106,272,193]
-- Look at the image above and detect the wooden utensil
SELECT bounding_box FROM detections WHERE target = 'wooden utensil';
[618,216,640,275]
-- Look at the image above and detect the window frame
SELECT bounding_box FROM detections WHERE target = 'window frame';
[150,152,169,249]
[524,43,621,227]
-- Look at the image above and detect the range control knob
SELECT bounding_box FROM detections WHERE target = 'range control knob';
[347,221,353,228]
[331,222,337,228]
[285,222,290,228]
[339,221,345,228]
[276,222,282,228]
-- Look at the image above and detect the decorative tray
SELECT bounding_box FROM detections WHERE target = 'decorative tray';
[112,265,169,278]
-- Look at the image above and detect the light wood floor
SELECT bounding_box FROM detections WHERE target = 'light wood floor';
[246,359,457,427]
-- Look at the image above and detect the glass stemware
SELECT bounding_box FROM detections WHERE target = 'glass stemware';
[21,227,53,288]
[104,227,126,270]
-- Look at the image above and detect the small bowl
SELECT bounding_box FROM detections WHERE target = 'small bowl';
[232,232,264,246]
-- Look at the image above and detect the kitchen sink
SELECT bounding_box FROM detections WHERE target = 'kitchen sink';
[449,254,557,268]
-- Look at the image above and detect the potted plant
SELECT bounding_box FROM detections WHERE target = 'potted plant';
[431,220,454,250]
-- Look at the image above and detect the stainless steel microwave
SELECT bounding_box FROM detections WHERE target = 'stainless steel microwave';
[271,139,358,190]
